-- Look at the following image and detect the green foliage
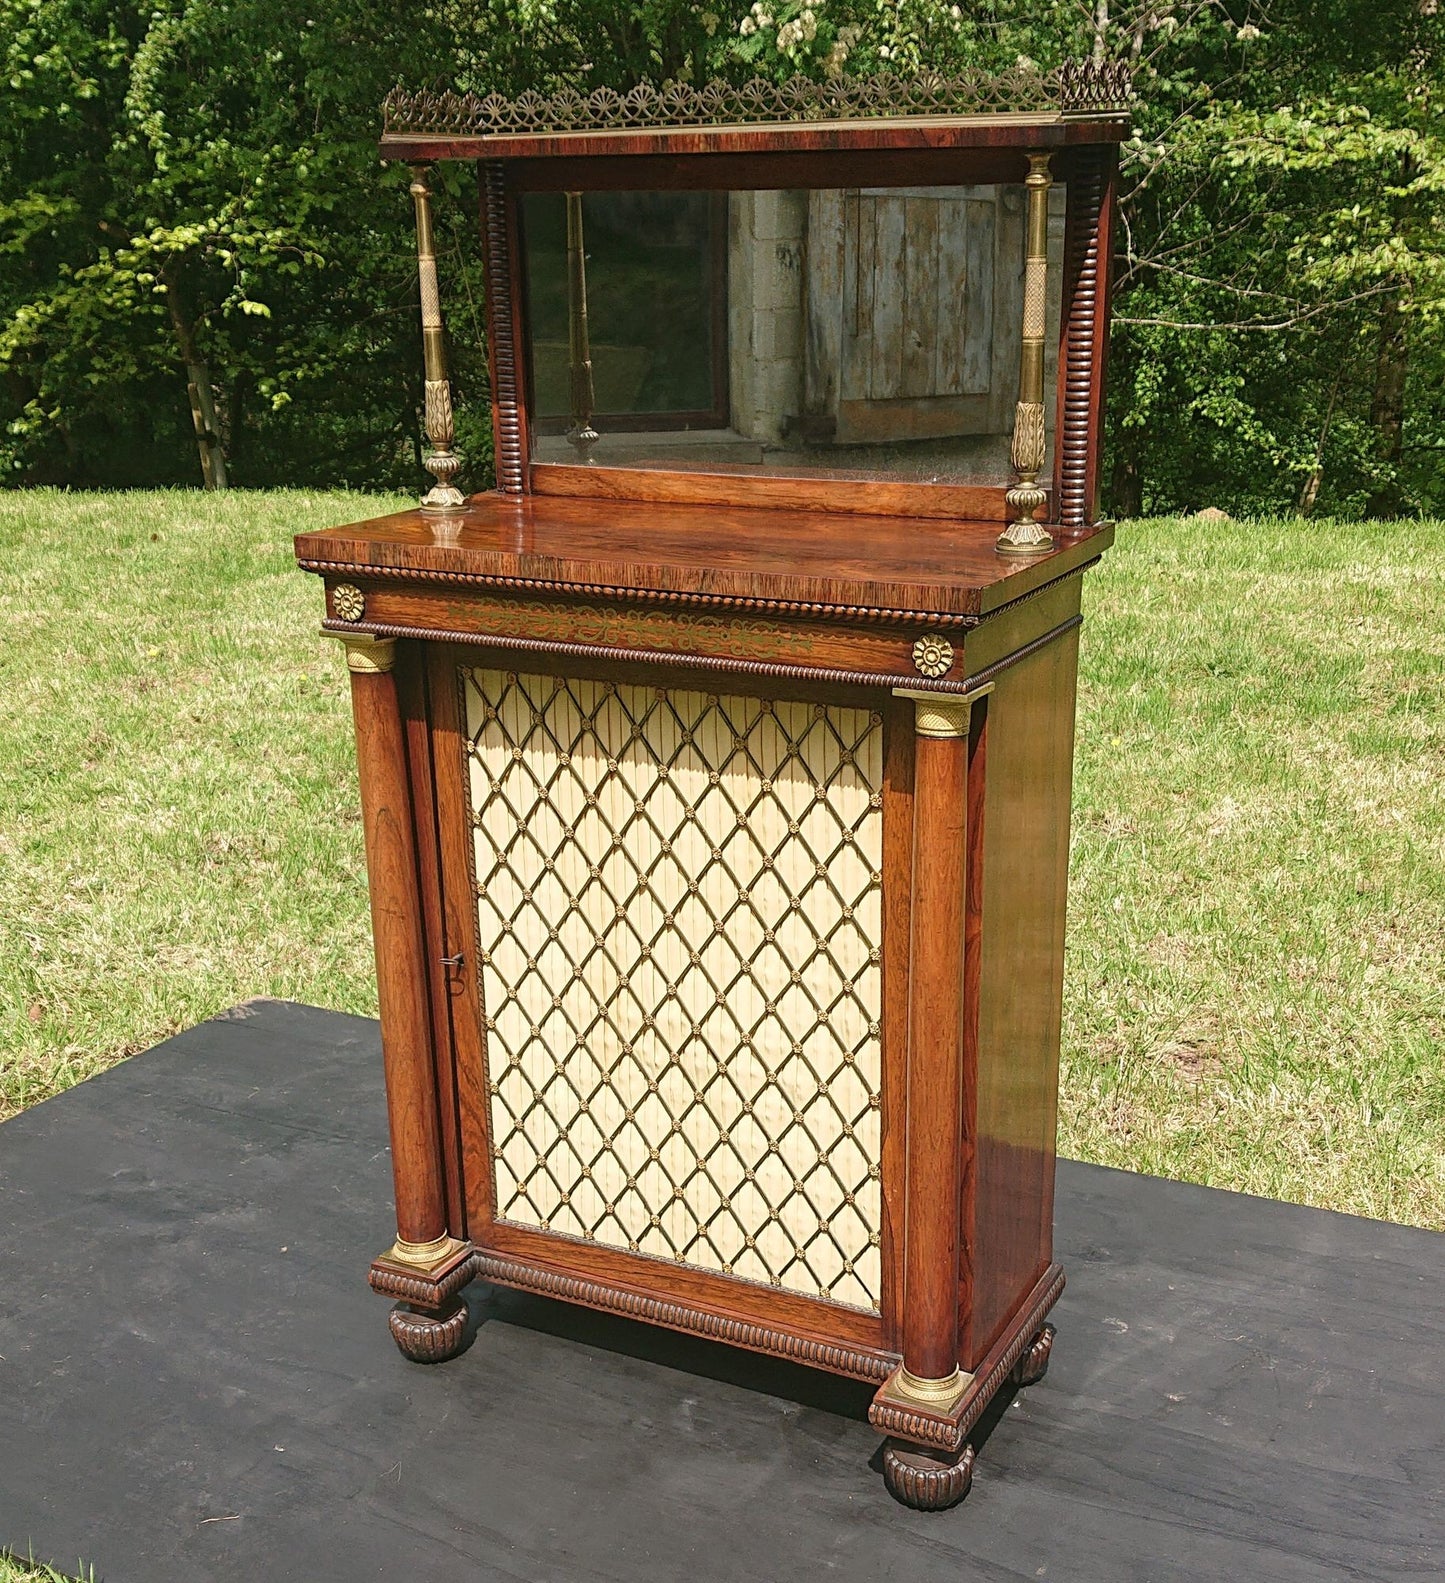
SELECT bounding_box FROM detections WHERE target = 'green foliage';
[0,0,1440,512]
[0,0,491,489]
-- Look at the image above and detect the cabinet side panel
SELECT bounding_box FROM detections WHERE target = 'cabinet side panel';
[967,619,1081,1366]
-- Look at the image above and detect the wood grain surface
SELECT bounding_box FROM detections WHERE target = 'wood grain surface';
[900,713,971,1381]
[530,461,1025,524]
[347,660,448,1246]
[379,121,1130,169]
[295,495,1112,618]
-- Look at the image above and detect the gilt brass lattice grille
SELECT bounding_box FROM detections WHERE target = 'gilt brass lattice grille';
[463,668,885,1311]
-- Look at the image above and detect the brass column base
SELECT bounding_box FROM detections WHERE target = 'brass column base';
[996,517,1056,555]
[386,1232,469,1271]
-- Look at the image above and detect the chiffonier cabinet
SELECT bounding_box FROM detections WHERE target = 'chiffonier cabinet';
[294,64,1128,1510]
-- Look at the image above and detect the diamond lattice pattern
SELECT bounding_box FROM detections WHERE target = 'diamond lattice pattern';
[464,668,884,1311]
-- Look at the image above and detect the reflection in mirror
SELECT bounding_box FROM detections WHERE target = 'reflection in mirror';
[522,186,1064,487]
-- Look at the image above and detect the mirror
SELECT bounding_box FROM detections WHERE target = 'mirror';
[521,185,1064,488]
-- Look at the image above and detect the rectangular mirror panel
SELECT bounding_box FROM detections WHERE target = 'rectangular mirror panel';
[521,186,1064,491]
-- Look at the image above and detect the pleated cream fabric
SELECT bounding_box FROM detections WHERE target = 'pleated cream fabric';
[464,668,885,1311]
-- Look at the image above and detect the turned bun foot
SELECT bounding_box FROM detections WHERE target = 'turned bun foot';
[1012,1321,1055,1388]
[388,1300,468,1363]
[881,1440,975,1511]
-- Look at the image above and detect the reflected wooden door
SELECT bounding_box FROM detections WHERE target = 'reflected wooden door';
[804,185,1061,452]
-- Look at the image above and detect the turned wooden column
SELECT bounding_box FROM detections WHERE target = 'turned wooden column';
[897,690,975,1397]
[341,634,457,1268]
[1054,145,1119,530]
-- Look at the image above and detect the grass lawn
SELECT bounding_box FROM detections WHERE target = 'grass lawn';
[0,489,1441,1578]
[0,1563,91,1583]
[0,491,1440,1227]
[1,491,1442,1221]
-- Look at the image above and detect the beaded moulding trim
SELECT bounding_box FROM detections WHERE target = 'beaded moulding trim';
[474,1252,895,1382]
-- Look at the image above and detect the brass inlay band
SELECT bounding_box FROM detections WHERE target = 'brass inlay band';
[410,163,466,513]
[1000,150,1057,556]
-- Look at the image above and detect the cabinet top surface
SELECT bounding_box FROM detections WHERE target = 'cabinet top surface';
[294,494,1112,620]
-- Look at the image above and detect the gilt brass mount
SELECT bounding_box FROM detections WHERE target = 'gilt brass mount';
[328,632,396,675]
[999,151,1056,556]
[331,583,366,622]
[911,634,954,679]
[387,1233,468,1270]
[410,164,466,513]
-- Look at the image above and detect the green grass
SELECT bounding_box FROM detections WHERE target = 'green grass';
[1,492,1442,1241]
[0,1556,94,1583]
[0,489,404,1115]
[1062,514,1445,1225]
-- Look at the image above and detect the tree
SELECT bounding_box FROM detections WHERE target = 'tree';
[0,0,491,490]
[1,0,1440,514]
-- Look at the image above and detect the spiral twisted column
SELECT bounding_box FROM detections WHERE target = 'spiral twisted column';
[481,162,528,493]
[1054,148,1115,530]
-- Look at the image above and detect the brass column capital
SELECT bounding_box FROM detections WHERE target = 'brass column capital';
[893,683,993,738]
[330,631,396,674]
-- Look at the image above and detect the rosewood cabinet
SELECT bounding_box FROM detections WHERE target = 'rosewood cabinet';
[296,65,1127,1511]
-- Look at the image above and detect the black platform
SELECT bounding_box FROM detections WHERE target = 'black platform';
[1,1001,1441,1582]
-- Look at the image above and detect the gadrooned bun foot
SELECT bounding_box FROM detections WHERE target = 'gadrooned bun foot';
[1012,1321,1056,1388]
[388,1299,468,1363]
[881,1440,976,1511]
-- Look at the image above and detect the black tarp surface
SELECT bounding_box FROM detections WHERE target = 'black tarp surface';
[1,999,1440,1581]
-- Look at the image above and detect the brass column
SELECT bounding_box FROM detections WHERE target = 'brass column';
[410,164,466,512]
[998,152,1054,555]
[565,191,600,460]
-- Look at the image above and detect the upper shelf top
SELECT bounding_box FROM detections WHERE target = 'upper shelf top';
[378,64,1133,163]
[294,493,1113,621]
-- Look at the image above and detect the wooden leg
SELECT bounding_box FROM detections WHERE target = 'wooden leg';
[870,690,980,1501]
[897,691,974,1391]
[337,632,476,1357]
[1012,1321,1056,1388]
[881,1442,975,1512]
[343,633,452,1256]
[369,1238,478,1364]
[871,1264,1064,1512]
[388,1299,469,1364]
